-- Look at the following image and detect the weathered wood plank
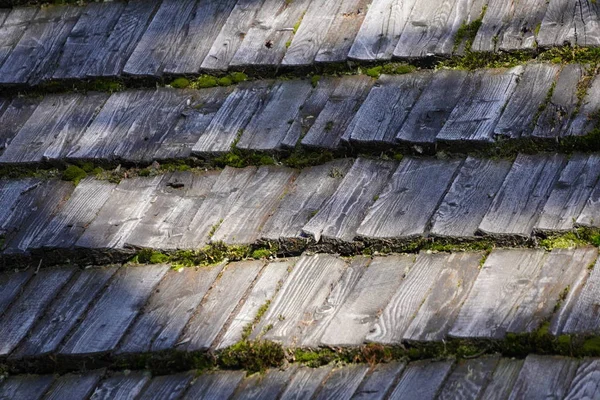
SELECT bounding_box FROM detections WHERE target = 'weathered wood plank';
[61,265,169,355]
[508,355,579,400]
[396,69,469,144]
[388,360,454,400]
[500,0,548,50]
[565,358,600,400]
[303,158,397,242]
[233,367,296,399]
[449,249,546,339]
[0,374,54,400]
[538,0,600,47]
[346,73,430,145]
[90,372,150,400]
[302,75,373,150]
[216,259,292,349]
[182,371,245,400]
[75,176,162,250]
[260,159,353,241]
[0,8,37,68]
[436,67,523,143]
[480,359,524,400]
[0,178,42,236]
[316,364,369,400]
[0,266,74,356]
[12,266,117,359]
[0,97,41,156]
[237,80,313,151]
[348,0,419,60]
[403,252,483,341]
[137,372,194,400]
[438,356,499,400]
[430,157,512,238]
[118,263,223,353]
[352,362,406,400]
[257,254,347,346]
[576,172,600,228]
[562,256,600,334]
[470,0,514,52]
[536,154,600,232]
[478,154,566,238]
[0,268,33,312]
[279,366,333,400]
[356,157,461,240]
[181,260,263,351]
[494,63,560,138]
[44,371,104,400]
[567,73,600,137]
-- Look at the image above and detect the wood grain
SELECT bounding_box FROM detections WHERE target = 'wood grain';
[90,372,150,400]
[0,7,37,74]
[316,364,369,400]
[565,358,600,400]
[508,355,579,400]
[0,268,33,312]
[480,358,524,400]
[562,256,600,334]
[500,0,548,50]
[567,73,600,138]
[137,372,194,400]
[279,366,333,400]
[352,362,406,400]
[0,97,40,156]
[182,371,245,400]
[0,374,55,400]
[232,367,296,400]
[388,360,454,400]
[438,356,499,400]
[471,0,514,52]
[44,371,104,400]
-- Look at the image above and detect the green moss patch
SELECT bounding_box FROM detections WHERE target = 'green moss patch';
[61,165,87,186]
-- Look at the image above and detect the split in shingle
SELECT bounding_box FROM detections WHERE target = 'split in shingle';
[508,355,579,400]
[43,370,104,400]
[437,356,500,400]
[181,371,245,400]
[279,366,333,400]
[232,367,297,400]
[90,371,150,400]
[137,372,194,400]
[387,360,454,400]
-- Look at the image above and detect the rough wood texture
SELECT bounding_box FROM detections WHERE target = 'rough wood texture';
[437,67,523,143]
[118,263,224,353]
[500,0,548,50]
[0,97,40,155]
[430,157,512,238]
[233,367,296,400]
[357,158,461,240]
[258,254,347,346]
[0,178,41,237]
[12,266,118,359]
[349,0,419,60]
[536,154,600,232]
[0,269,32,312]
[137,373,194,400]
[316,364,369,400]
[0,375,55,400]
[182,371,245,400]
[396,69,469,144]
[279,366,333,400]
[0,8,37,69]
[261,159,353,241]
[568,73,600,137]
[388,360,454,400]
[303,158,397,242]
[404,252,483,341]
[211,165,296,245]
[438,356,499,400]
[480,359,524,400]
[562,257,600,334]
[538,0,600,47]
[449,249,546,339]
[478,153,566,238]
[182,260,263,351]
[352,362,406,400]
[346,73,429,145]
[471,0,513,52]
[576,172,600,228]
[44,371,104,400]
[508,355,579,400]
[90,372,150,400]
[494,63,560,138]
[565,358,600,400]
[61,265,169,355]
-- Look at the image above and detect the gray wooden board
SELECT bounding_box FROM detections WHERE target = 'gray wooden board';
[0,8,37,68]
[500,0,548,50]
[192,82,272,156]
[163,0,239,74]
[388,360,454,400]
[346,73,429,144]
[494,63,560,138]
[356,157,461,240]
[60,265,169,355]
[352,362,406,400]
[478,153,566,237]
[536,154,600,232]
[0,266,74,356]
[260,159,353,241]
[0,178,42,236]
[125,171,219,250]
[438,356,499,400]
[449,249,546,339]
[562,256,600,334]
[301,75,373,150]
[237,80,313,151]
[0,97,41,155]
[0,6,82,84]
[430,157,512,238]
[90,372,150,400]
[153,87,232,160]
[0,375,54,400]
[0,9,7,25]
[302,158,397,242]
[233,367,296,399]
[182,371,245,400]
[179,166,257,249]
[314,0,370,63]
[118,263,224,353]
[316,364,369,400]
[30,178,117,249]
[211,166,296,245]
[122,0,197,76]
[0,269,32,313]
[201,0,266,71]
[279,366,333,400]
[480,359,524,400]
[538,0,600,47]
[281,0,342,66]
[436,67,523,143]
[84,1,158,78]
[300,256,370,347]
[258,254,347,346]
[532,64,583,138]
[319,255,412,346]
[216,259,292,349]
[565,358,600,400]
[137,372,194,400]
[470,0,514,52]
[348,0,419,60]
[576,173,600,228]
[403,252,483,341]
[51,2,125,79]
[181,260,263,351]
[75,176,162,249]
[366,252,448,344]
[44,371,104,400]
[508,355,579,400]
[12,266,118,359]
[568,73,600,137]
[229,0,312,68]
[396,69,469,144]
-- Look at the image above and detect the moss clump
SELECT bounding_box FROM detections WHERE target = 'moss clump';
[251,248,274,259]
[453,5,487,52]
[381,63,416,75]
[170,78,191,89]
[218,76,233,87]
[133,249,170,264]
[539,229,600,250]
[366,66,383,78]
[582,337,600,356]
[62,165,87,186]
[219,340,285,373]
[311,74,321,88]
[194,75,219,89]
[230,72,248,83]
